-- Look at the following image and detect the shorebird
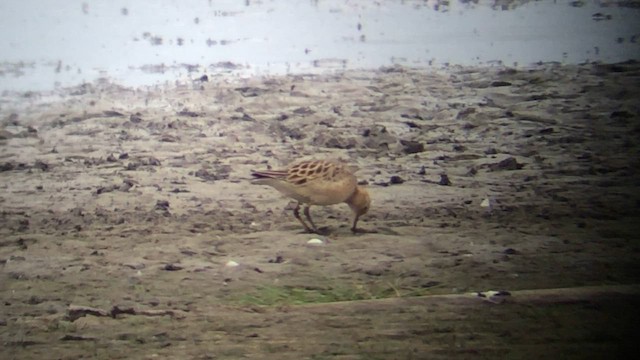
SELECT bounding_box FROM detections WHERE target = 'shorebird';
[251,159,370,233]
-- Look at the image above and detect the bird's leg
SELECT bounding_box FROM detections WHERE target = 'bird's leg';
[303,205,319,233]
[351,214,361,233]
[293,202,314,233]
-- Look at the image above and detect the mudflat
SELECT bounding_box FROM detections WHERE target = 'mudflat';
[1,62,639,359]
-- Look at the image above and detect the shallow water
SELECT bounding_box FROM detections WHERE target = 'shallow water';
[1,0,639,91]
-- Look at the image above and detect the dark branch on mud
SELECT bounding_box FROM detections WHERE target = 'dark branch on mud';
[66,304,186,322]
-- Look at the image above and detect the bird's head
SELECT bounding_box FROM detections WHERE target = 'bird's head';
[347,186,371,232]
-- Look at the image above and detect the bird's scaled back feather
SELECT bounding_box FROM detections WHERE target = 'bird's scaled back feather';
[252,160,349,186]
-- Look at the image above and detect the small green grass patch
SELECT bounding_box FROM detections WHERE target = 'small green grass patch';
[234,281,444,306]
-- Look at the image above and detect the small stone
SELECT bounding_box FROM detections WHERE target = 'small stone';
[195,168,221,181]
[119,181,133,192]
[438,174,451,186]
[180,248,197,256]
[33,160,49,172]
[268,255,285,263]
[503,248,517,255]
[488,157,523,171]
[292,106,314,115]
[163,264,183,271]
[307,239,324,245]
[421,281,441,288]
[147,157,161,166]
[400,139,424,154]
[456,107,476,119]
[225,260,240,267]
[60,334,96,341]
[160,135,179,142]
[155,200,170,211]
[364,268,384,276]
[26,295,44,305]
[490,81,512,87]
[452,144,466,152]
[240,113,255,121]
[103,110,124,117]
[0,162,15,172]
[389,175,404,184]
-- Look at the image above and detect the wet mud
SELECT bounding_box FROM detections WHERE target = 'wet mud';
[1,61,640,359]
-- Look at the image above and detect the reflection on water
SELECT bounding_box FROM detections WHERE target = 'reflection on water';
[0,0,638,91]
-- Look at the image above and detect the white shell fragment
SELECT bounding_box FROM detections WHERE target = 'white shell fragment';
[307,238,324,245]
[480,198,491,208]
[475,290,511,304]
[225,260,240,267]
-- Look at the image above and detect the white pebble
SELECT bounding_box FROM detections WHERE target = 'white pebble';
[307,238,324,245]
[480,198,491,208]
[225,260,239,267]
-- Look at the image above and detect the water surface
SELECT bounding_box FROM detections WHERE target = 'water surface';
[0,0,638,91]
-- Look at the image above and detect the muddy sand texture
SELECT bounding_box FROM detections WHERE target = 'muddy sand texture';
[1,62,640,359]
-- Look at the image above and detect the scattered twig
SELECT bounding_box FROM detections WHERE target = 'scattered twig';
[66,304,186,322]
[66,305,109,320]
[60,334,96,341]
[386,281,402,297]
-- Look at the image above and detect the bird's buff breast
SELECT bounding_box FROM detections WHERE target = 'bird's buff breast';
[290,177,356,205]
